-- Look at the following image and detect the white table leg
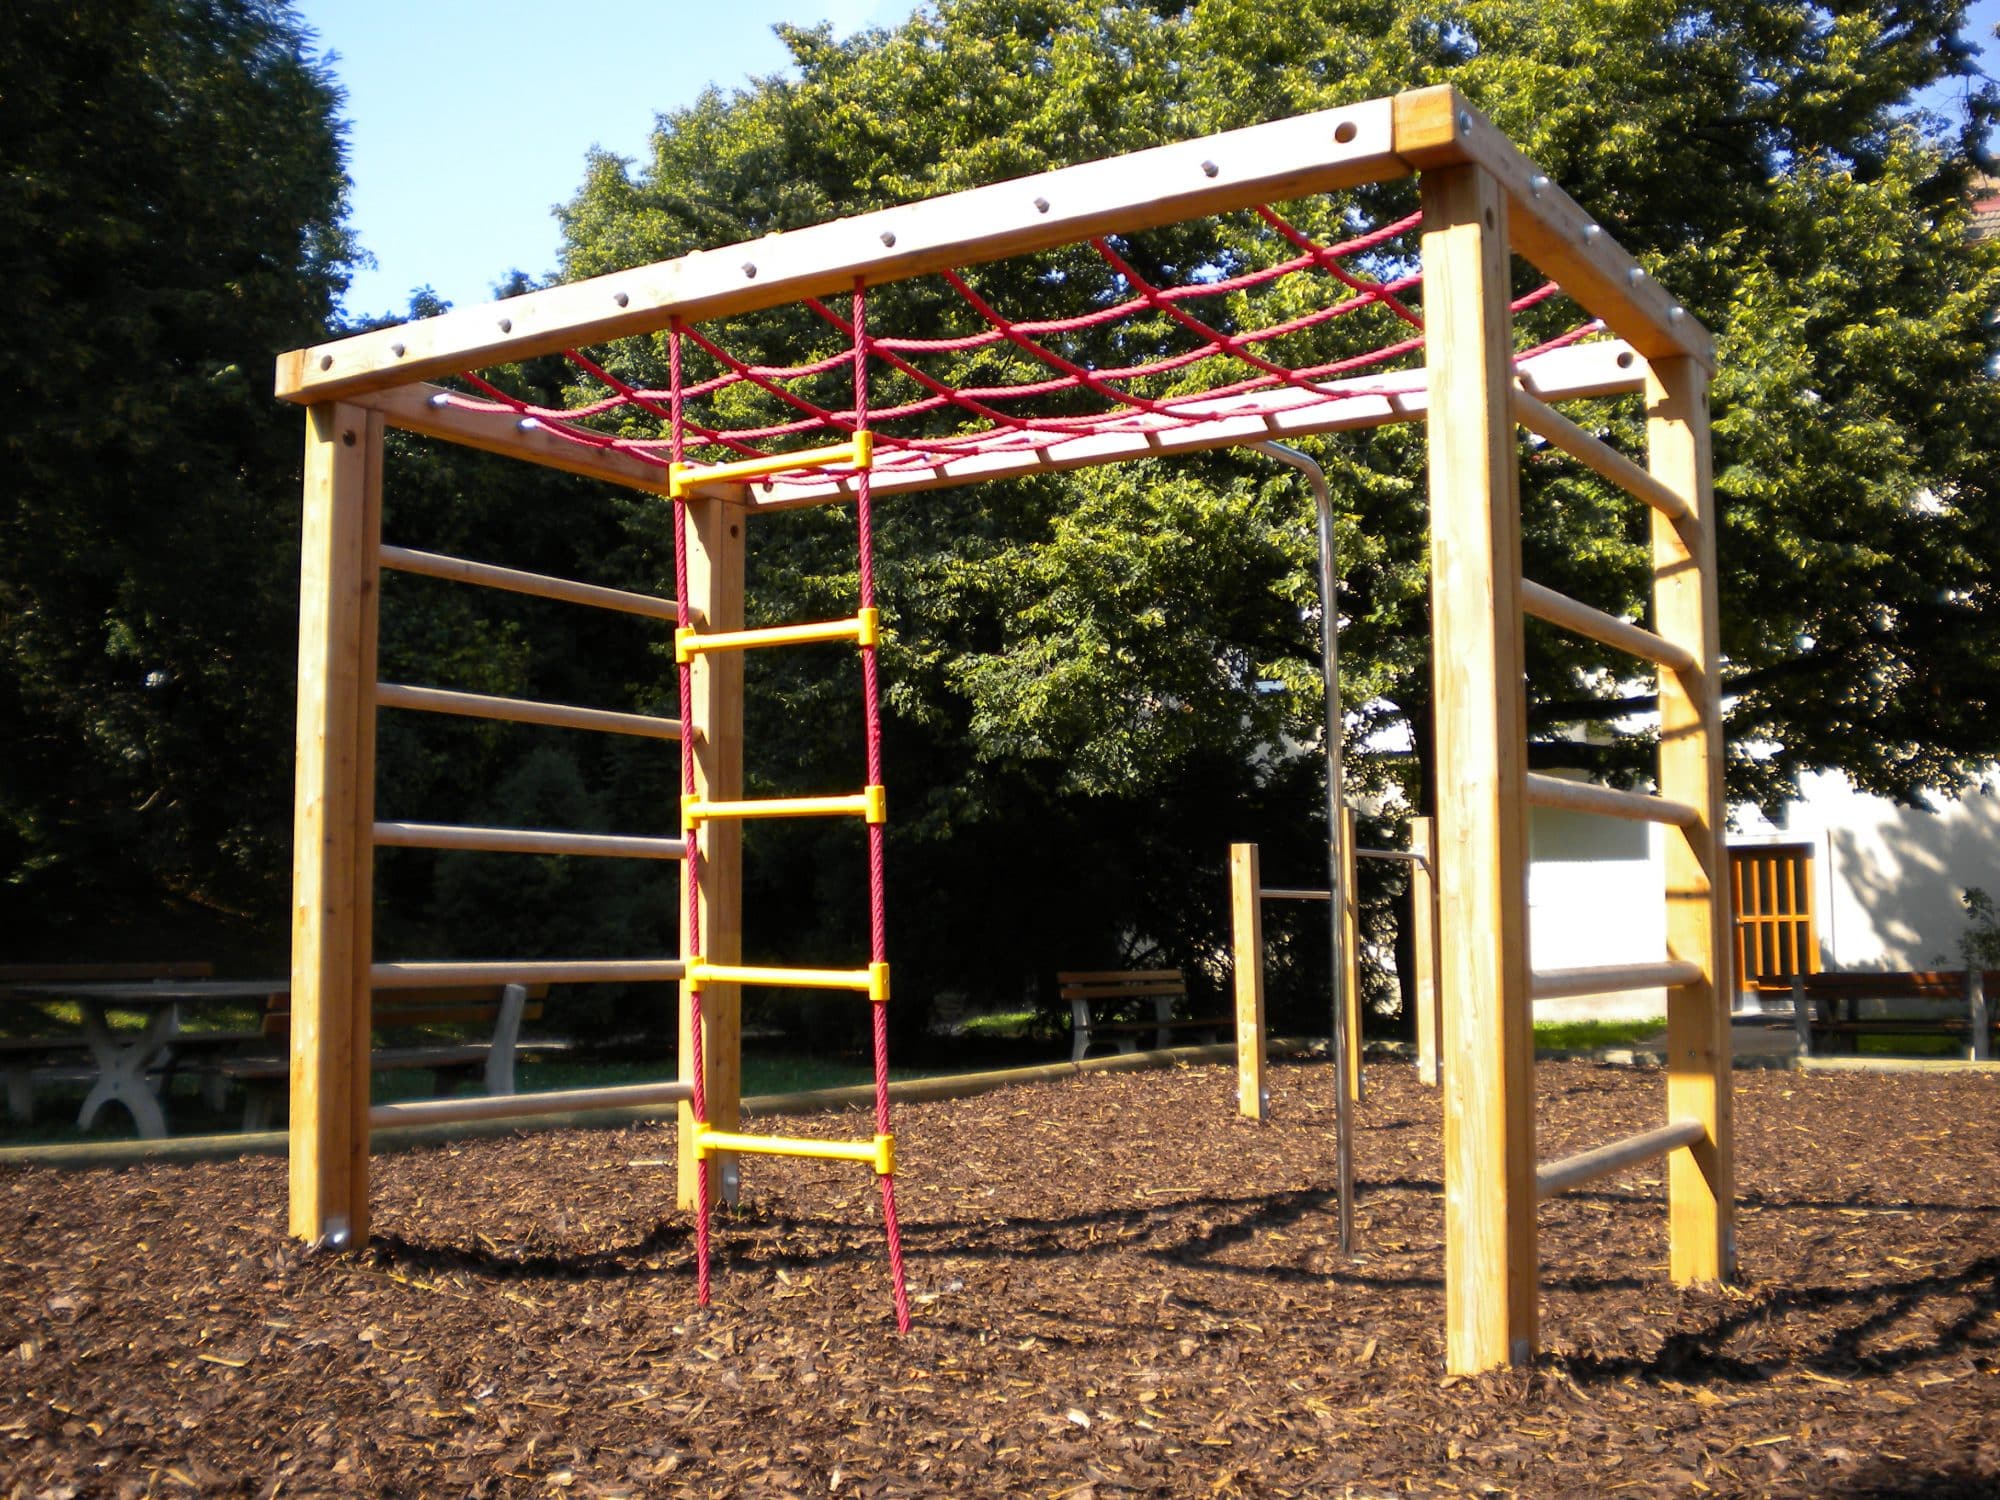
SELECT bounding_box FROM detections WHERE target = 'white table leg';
[76,1003,178,1139]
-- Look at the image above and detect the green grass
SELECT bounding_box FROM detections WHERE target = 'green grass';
[1531,1018,1664,1050]
[1854,1032,1964,1058]
[958,1009,1038,1039]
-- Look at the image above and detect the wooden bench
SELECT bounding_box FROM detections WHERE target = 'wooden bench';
[1793,969,1996,1058]
[1059,969,1226,1063]
[213,982,563,1129]
[0,962,213,1123]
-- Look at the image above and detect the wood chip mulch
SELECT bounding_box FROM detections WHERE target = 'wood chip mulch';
[3,1060,1998,1498]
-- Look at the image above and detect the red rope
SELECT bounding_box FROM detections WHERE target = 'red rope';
[854,281,913,1335]
[670,321,713,1309]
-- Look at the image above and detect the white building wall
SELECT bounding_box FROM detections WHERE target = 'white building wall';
[1527,802,1669,1022]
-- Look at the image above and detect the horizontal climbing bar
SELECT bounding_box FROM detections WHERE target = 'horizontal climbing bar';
[1356,848,1430,868]
[1261,887,1332,901]
[684,787,884,826]
[1511,389,1690,520]
[379,545,681,622]
[1524,772,1698,826]
[676,608,878,664]
[687,960,890,1001]
[377,682,682,741]
[669,431,872,498]
[1521,578,1695,673]
[695,1127,895,1175]
[1531,960,1704,1001]
[370,959,687,986]
[370,1081,692,1129]
[372,821,686,861]
[1535,1118,1706,1201]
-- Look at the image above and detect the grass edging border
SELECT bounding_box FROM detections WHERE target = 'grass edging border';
[0,1037,1323,1172]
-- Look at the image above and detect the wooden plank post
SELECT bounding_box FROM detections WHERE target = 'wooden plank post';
[290,403,383,1245]
[1340,805,1365,1104]
[1229,843,1267,1120]
[1411,815,1442,1086]
[678,496,746,1210]
[1968,969,1990,1063]
[1423,162,1539,1372]
[1647,357,1735,1286]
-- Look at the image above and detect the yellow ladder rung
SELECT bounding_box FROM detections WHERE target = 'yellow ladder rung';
[669,431,873,499]
[687,959,889,1001]
[676,608,878,664]
[695,1128,895,1175]
[684,786,885,828]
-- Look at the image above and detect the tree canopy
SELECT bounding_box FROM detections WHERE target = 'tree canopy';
[548,0,2000,1027]
[0,0,357,952]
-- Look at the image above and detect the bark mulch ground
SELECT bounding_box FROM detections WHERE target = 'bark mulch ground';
[3,1059,1998,1498]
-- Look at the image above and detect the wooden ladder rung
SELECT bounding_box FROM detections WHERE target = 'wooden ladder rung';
[1524,772,1698,826]
[694,1127,894,1174]
[1536,1119,1706,1200]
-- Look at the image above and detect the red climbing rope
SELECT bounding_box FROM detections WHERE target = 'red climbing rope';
[669,322,713,1310]
[853,280,914,1334]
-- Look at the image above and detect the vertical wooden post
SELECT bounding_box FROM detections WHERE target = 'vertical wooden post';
[290,403,382,1245]
[1411,815,1442,1086]
[1229,843,1267,1120]
[678,496,746,1210]
[1648,356,1735,1286]
[1340,805,1365,1104]
[1970,969,1992,1063]
[1423,163,1538,1372]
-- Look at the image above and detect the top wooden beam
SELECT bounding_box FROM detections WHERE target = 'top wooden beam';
[276,98,1403,404]
[277,86,1709,407]
[1393,87,1714,371]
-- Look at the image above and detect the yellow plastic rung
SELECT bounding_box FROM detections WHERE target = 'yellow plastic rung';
[683,786,885,829]
[686,960,881,995]
[694,1128,895,1175]
[675,608,879,665]
[668,431,873,499]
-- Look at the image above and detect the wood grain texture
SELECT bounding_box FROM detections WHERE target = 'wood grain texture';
[1229,844,1267,1121]
[289,403,382,1244]
[679,496,746,1211]
[1648,356,1736,1285]
[1423,164,1539,1372]
[1411,817,1441,1087]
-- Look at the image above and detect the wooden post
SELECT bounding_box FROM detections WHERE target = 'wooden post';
[1340,805,1365,1104]
[1411,815,1442,1086]
[678,496,746,1210]
[1423,162,1539,1372]
[1230,843,1267,1120]
[290,403,382,1245]
[1647,356,1735,1286]
[1967,968,1990,1063]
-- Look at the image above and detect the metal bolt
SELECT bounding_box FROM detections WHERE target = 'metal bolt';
[390,342,406,358]
[1583,223,1602,241]
[613,291,630,307]
[519,417,540,432]
[498,317,513,333]
[1669,304,1685,322]
[427,392,450,408]
[880,230,897,247]
[1458,110,1473,134]
[1033,196,1050,214]
[318,354,333,370]
[1201,159,1219,178]
[742,262,758,279]
[1529,174,1549,198]
[1627,266,1646,285]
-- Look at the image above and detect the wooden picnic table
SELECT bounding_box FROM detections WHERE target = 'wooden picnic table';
[6,979,286,1139]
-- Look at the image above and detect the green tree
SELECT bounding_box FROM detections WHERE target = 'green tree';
[0,0,358,954]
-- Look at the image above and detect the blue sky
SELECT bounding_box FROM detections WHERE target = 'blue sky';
[298,0,1999,324]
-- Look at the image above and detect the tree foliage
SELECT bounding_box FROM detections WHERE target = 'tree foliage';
[554,0,1999,1032]
[0,0,357,950]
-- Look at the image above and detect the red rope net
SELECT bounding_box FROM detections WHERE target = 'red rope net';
[437,204,1596,494]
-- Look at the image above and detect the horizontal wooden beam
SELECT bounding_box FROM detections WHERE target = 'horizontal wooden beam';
[376,682,682,741]
[1393,86,1714,370]
[372,821,686,861]
[1521,578,1694,673]
[750,340,1644,508]
[278,99,1403,404]
[352,383,675,494]
[370,959,687,986]
[1536,1118,1706,1200]
[380,545,681,622]
[1531,960,1703,1001]
[1512,391,1690,519]
[369,1081,692,1129]
[1524,772,1698,826]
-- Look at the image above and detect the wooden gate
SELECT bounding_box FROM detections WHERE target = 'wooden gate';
[1730,843,1819,991]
